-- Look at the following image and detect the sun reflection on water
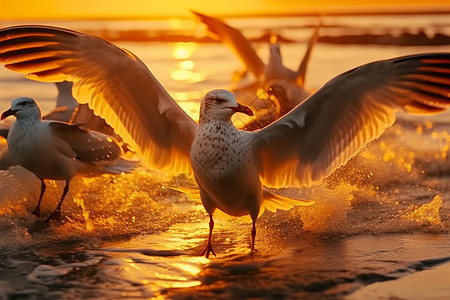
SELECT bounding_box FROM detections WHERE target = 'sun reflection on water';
[94,231,211,297]
[172,42,196,60]
[170,42,205,85]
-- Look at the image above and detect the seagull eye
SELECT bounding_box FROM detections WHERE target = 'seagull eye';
[214,97,225,104]
[18,101,27,106]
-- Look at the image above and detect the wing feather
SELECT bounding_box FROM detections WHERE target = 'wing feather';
[0,25,198,174]
[253,53,450,188]
[296,20,320,86]
[192,11,265,79]
[49,122,122,162]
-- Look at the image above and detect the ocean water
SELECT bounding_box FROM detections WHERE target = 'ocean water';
[0,15,450,299]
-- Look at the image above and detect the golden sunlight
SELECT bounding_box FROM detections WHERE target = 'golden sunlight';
[172,43,195,60]
[1,0,450,20]
[170,43,204,84]
[179,60,194,70]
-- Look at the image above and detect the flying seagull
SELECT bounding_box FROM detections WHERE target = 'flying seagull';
[192,10,319,88]
[0,26,449,256]
[192,11,319,129]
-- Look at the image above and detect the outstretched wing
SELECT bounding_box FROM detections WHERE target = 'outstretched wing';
[0,25,197,174]
[296,20,320,87]
[253,53,450,187]
[192,11,265,79]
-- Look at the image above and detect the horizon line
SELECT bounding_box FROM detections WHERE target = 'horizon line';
[1,7,450,21]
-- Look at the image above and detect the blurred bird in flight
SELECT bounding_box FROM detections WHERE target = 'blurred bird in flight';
[192,11,319,130]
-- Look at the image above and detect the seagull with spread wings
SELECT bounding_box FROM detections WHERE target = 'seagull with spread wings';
[192,11,318,88]
[0,25,449,256]
[192,11,318,130]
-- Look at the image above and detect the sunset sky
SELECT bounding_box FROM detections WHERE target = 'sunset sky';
[2,0,450,19]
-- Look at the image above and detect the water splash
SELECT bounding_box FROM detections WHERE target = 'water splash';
[401,195,443,227]
[299,183,354,234]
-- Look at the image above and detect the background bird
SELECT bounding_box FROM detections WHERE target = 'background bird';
[42,81,78,122]
[1,96,123,221]
[192,11,319,89]
[192,10,320,127]
[0,25,449,255]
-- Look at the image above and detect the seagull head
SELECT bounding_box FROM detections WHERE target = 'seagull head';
[1,97,42,121]
[200,89,253,122]
[266,80,289,102]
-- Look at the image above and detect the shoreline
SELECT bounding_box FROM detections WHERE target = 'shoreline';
[347,261,450,300]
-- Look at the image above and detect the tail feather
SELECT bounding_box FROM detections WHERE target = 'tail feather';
[164,185,315,218]
[99,157,140,174]
[165,185,201,202]
[260,189,314,217]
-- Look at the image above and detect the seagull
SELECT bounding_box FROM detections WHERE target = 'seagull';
[192,11,318,130]
[240,79,311,131]
[0,82,76,140]
[1,81,108,137]
[0,26,449,256]
[42,81,79,122]
[192,11,319,102]
[192,10,318,85]
[264,79,311,115]
[0,81,123,170]
[1,96,123,221]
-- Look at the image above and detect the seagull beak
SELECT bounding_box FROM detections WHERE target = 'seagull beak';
[231,103,254,117]
[1,108,16,121]
[256,88,269,100]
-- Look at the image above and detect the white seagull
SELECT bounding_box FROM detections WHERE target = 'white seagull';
[1,81,103,137]
[1,81,77,140]
[1,96,123,221]
[0,26,449,256]
[0,81,123,172]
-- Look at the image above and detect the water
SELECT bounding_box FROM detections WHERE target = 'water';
[1,14,450,299]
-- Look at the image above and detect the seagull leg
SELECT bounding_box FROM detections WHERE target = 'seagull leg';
[200,213,216,258]
[32,178,46,217]
[250,219,256,254]
[46,180,69,222]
